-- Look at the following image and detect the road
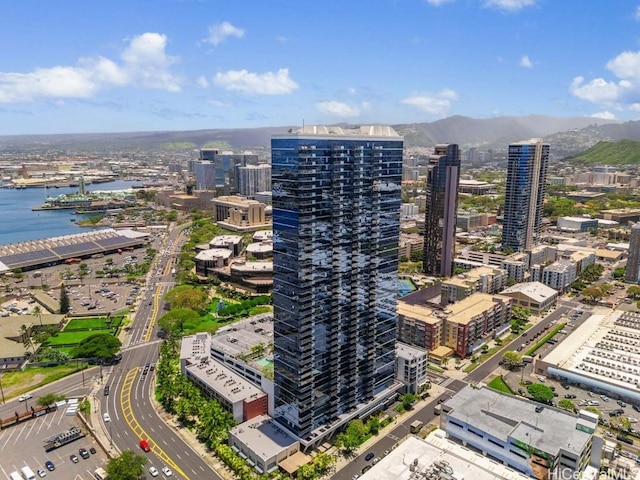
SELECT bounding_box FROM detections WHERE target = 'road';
[97,223,224,480]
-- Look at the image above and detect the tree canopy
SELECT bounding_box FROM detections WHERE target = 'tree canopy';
[501,351,522,370]
[158,308,200,337]
[72,334,121,359]
[527,383,554,403]
[106,450,147,480]
[164,285,208,310]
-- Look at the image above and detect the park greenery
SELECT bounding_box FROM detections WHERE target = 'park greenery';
[487,375,513,394]
[72,333,122,359]
[558,399,576,412]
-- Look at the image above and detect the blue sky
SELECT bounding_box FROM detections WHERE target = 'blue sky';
[1,0,640,134]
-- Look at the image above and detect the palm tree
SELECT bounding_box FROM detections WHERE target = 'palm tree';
[33,305,42,327]
[19,324,36,354]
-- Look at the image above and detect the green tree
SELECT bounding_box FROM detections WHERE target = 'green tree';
[72,334,121,359]
[400,392,417,410]
[32,305,43,327]
[164,285,209,310]
[527,383,554,403]
[613,266,626,280]
[627,285,640,299]
[511,306,531,325]
[106,450,147,480]
[158,308,200,337]
[20,324,36,354]
[502,351,522,370]
[582,285,604,303]
[59,285,70,314]
[558,399,576,412]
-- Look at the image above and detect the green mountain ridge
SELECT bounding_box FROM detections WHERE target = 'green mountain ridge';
[567,139,640,165]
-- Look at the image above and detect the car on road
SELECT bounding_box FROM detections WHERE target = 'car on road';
[103,412,111,422]
[70,454,79,463]
[44,461,55,471]
[161,467,173,476]
[103,385,110,396]
[140,439,151,452]
[79,447,90,459]
[18,393,33,402]
[365,452,375,461]
[37,469,46,478]
[149,467,159,477]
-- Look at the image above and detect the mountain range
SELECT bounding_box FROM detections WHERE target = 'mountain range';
[1,115,639,158]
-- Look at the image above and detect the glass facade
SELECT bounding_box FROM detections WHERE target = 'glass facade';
[271,128,403,440]
[502,140,549,253]
[423,144,460,277]
[195,149,259,194]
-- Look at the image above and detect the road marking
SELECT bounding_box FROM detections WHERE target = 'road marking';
[119,368,189,479]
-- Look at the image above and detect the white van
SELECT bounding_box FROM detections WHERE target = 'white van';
[20,466,36,480]
[10,472,22,480]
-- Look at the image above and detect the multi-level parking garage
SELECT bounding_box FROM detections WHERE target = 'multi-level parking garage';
[0,228,149,273]
[538,311,640,404]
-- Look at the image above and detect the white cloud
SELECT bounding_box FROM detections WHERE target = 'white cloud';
[570,48,640,111]
[315,101,362,118]
[0,32,180,103]
[204,21,245,46]
[213,68,298,95]
[635,6,640,21]
[426,0,455,5]
[484,0,537,12]
[401,89,458,116]
[197,76,209,88]
[520,55,533,68]
[589,111,616,120]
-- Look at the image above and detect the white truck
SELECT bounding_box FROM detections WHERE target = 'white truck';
[94,467,108,480]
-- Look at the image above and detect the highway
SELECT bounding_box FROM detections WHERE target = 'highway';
[96,223,224,480]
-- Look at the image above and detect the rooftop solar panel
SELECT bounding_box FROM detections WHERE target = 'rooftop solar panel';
[0,250,59,269]
[51,242,102,257]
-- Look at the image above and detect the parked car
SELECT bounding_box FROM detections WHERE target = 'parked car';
[89,447,97,455]
[70,454,79,463]
[37,469,46,478]
[365,453,375,461]
[45,461,55,471]
[79,448,90,459]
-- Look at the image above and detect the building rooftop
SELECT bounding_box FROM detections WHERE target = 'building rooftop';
[211,314,274,359]
[543,310,640,403]
[397,301,441,325]
[360,431,532,480]
[500,281,557,303]
[396,342,429,360]
[229,415,298,465]
[273,125,401,138]
[444,293,508,325]
[444,386,593,457]
[195,248,233,261]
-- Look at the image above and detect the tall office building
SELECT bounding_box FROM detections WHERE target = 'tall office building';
[237,164,271,197]
[271,125,403,443]
[194,149,258,194]
[625,222,640,284]
[502,138,549,253]
[423,144,460,277]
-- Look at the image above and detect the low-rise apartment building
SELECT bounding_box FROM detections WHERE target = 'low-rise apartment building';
[440,266,508,305]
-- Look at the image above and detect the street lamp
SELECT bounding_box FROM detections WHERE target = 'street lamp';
[109,425,113,448]
[0,373,5,404]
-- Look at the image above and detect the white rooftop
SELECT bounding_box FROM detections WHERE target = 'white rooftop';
[500,281,557,303]
[360,431,531,480]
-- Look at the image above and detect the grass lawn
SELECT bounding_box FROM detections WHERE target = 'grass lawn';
[65,318,114,330]
[0,363,88,399]
[46,331,106,346]
[487,375,514,394]
[427,364,445,373]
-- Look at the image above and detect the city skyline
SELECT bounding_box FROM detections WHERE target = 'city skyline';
[2,1,640,135]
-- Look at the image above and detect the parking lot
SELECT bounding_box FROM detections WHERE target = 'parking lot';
[0,403,107,479]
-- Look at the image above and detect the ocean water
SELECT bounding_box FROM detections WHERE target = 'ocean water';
[0,180,142,245]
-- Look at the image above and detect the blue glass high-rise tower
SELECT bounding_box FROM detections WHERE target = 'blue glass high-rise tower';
[271,126,403,444]
[502,138,549,253]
